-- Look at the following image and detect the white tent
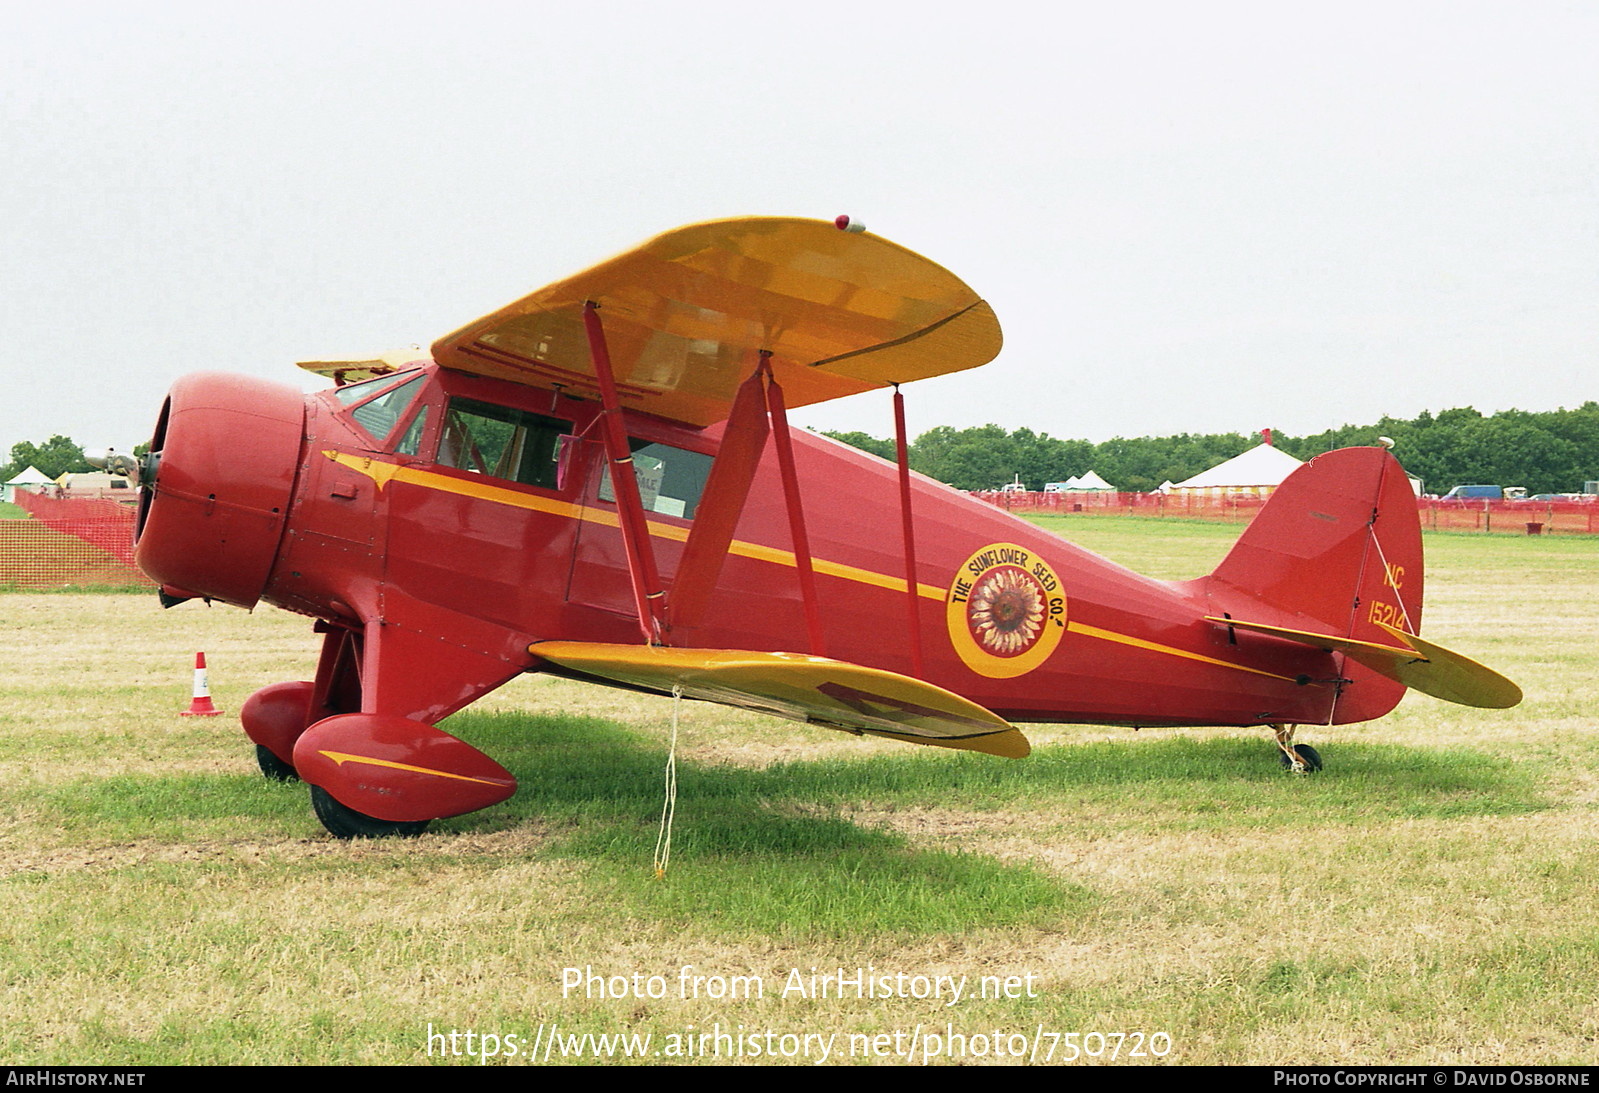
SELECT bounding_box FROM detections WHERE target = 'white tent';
[3,465,52,503]
[1065,470,1115,491]
[1172,444,1303,496]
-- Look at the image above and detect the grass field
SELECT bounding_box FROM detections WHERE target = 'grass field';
[0,518,1594,1065]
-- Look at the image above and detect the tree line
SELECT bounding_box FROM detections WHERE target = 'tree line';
[824,403,1599,496]
[9,402,1598,497]
[2,436,94,483]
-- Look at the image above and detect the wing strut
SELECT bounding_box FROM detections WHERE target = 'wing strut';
[666,355,827,653]
[669,365,770,630]
[760,355,826,656]
[582,301,668,644]
[893,385,925,678]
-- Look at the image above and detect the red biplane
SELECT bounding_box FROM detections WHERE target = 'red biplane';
[122,216,1521,837]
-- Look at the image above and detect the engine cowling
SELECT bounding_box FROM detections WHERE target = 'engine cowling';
[135,373,305,608]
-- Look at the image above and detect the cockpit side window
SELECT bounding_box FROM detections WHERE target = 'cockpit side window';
[395,406,429,456]
[331,373,402,404]
[438,397,570,491]
[335,374,425,445]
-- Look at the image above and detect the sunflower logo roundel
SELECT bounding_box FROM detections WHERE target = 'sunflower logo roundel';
[945,543,1067,678]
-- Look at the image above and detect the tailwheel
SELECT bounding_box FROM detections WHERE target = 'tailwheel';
[310,786,430,840]
[1277,743,1323,774]
[1271,724,1323,774]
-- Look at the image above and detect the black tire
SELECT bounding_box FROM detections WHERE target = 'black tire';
[255,744,299,782]
[1278,744,1324,773]
[310,785,430,839]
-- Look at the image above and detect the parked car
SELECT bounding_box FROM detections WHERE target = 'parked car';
[1440,485,1527,501]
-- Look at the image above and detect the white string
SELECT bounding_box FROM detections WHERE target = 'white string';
[653,684,681,879]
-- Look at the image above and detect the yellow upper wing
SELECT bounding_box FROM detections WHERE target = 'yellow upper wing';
[428,217,1002,426]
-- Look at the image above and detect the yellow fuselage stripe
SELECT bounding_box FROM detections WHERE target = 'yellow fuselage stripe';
[1067,622,1297,682]
[328,452,1297,683]
[328,451,947,598]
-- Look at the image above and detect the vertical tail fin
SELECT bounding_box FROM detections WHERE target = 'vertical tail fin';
[1205,447,1422,722]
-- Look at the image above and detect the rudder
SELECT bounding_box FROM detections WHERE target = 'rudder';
[1204,447,1422,722]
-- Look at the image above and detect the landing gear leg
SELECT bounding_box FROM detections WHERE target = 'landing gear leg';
[1272,724,1323,774]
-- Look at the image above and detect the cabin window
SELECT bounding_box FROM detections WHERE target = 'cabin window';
[599,440,713,519]
[336,374,424,444]
[395,406,429,456]
[438,398,569,490]
[331,373,401,404]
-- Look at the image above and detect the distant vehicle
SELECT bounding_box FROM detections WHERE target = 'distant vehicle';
[999,477,1028,493]
[1044,482,1069,493]
[1529,493,1591,503]
[1440,485,1527,501]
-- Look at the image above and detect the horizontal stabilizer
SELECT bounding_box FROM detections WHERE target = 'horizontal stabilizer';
[530,641,1028,758]
[1204,616,1522,710]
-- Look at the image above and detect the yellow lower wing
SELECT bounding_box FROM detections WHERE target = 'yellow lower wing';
[1204,617,1522,709]
[530,641,1028,758]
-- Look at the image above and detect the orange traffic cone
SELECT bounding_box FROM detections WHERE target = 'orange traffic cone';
[180,652,223,716]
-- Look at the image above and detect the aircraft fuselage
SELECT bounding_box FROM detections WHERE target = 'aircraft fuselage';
[137,363,1373,734]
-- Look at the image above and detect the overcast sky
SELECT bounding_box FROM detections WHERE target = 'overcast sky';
[5,1,1595,455]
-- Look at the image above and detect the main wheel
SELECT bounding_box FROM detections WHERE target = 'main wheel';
[310,785,430,839]
[1278,744,1323,773]
[255,744,299,782]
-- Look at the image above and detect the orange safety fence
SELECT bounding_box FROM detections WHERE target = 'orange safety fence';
[3,491,152,589]
[1416,500,1599,535]
[971,491,1270,523]
[972,491,1599,534]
